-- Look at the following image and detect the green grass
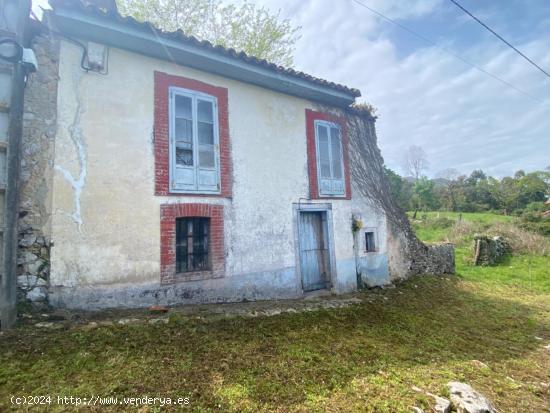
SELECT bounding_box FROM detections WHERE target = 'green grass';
[408,211,516,224]
[456,247,550,293]
[411,211,550,292]
[0,212,548,412]
[408,211,515,243]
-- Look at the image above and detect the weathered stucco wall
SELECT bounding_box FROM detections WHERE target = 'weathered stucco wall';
[23,37,390,309]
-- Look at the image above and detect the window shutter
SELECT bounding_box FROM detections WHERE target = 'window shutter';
[329,126,345,195]
[315,121,345,196]
[316,124,332,194]
[172,92,196,191]
[196,99,219,191]
[169,89,220,193]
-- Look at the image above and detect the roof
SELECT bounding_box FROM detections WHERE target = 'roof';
[45,0,361,107]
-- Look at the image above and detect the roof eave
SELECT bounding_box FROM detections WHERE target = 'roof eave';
[46,7,359,107]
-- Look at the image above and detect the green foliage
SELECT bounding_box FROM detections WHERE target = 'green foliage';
[384,167,412,210]
[412,177,439,211]
[519,212,550,236]
[524,201,548,213]
[422,217,454,230]
[412,212,550,290]
[389,168,549,216]
[116,0,300,66]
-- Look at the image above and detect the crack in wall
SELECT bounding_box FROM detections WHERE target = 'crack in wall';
[54,68,87,234]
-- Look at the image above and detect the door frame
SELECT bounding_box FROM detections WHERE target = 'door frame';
[292,203,337,293]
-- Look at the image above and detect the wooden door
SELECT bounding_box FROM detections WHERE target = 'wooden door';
[298,211,330,291]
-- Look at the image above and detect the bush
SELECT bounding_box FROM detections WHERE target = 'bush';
[524,201,548,213]
[520,211,542,222]
[487,222,550,256]
[441,219,550,255]
[423,217,455,230]
[518,210,550,236]
[446,220,479,245]
[519,219,550,237]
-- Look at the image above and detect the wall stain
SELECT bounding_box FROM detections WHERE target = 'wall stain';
[55,68,87,233]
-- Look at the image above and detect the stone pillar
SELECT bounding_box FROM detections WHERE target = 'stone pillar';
[0,0,32,329]
[17,35,59,308]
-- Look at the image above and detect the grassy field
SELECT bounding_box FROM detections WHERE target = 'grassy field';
[0,213,548,412]
[409,211,516,224]
[408,211,515,243]
[410,212,550,292]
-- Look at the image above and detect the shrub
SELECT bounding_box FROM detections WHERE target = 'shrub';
[487,222,550,256]
[440,219,550,256]
[519,219,550,237]
[518,210,550,236]
[524,201,548,213]
[446,220,478,245]
[424,217,455,230]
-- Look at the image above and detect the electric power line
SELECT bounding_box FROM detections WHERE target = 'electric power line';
[350,0,542,103]
[449,0,550,79]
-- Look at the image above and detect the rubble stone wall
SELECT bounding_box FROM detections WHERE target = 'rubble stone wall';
[17,35,59,305]
[387,225,455,281]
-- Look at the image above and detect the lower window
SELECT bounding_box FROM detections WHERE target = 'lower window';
[176,217,210,272]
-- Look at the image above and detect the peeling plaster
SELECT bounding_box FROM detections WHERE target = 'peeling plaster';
[54,69,87,233]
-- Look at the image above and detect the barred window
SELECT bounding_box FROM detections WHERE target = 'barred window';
[175,217,210,273]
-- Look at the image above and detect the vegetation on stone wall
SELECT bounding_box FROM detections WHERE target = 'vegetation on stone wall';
[346,108,455,277]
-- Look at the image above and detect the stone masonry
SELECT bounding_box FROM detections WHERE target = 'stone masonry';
[17,35,59,305]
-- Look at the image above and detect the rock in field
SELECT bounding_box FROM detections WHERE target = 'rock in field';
[447,382,496,413]
[427,393,451,413]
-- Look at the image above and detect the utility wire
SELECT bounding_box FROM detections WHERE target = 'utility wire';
[449,0,550,78]
[350,0,542,103]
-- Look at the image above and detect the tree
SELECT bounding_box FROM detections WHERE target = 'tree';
[402,145,429,180]
[117,0,300,66]
[384,167,412,210]
[411,177,438,217]
[435,168,461,211]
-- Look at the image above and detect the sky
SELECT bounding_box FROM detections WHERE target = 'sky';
[32,0,550,178]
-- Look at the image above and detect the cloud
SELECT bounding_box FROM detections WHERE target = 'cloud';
[253,0,550,177]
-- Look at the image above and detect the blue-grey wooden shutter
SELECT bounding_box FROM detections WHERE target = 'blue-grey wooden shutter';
[170,89,220,193]
[171,91,196,191]
[196,98,219,192]
[316,123,332,195]
[315,121,345,196]
[329,126,345,195]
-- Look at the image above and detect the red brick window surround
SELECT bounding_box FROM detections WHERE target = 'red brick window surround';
[160,203,224,283]
[154,71,232,197]
[305,109,352,199]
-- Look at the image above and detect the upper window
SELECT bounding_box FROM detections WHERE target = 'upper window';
[170,87,220,193]
[315,120,345,196]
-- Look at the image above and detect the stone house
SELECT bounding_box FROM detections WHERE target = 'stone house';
[16,0,452,310]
